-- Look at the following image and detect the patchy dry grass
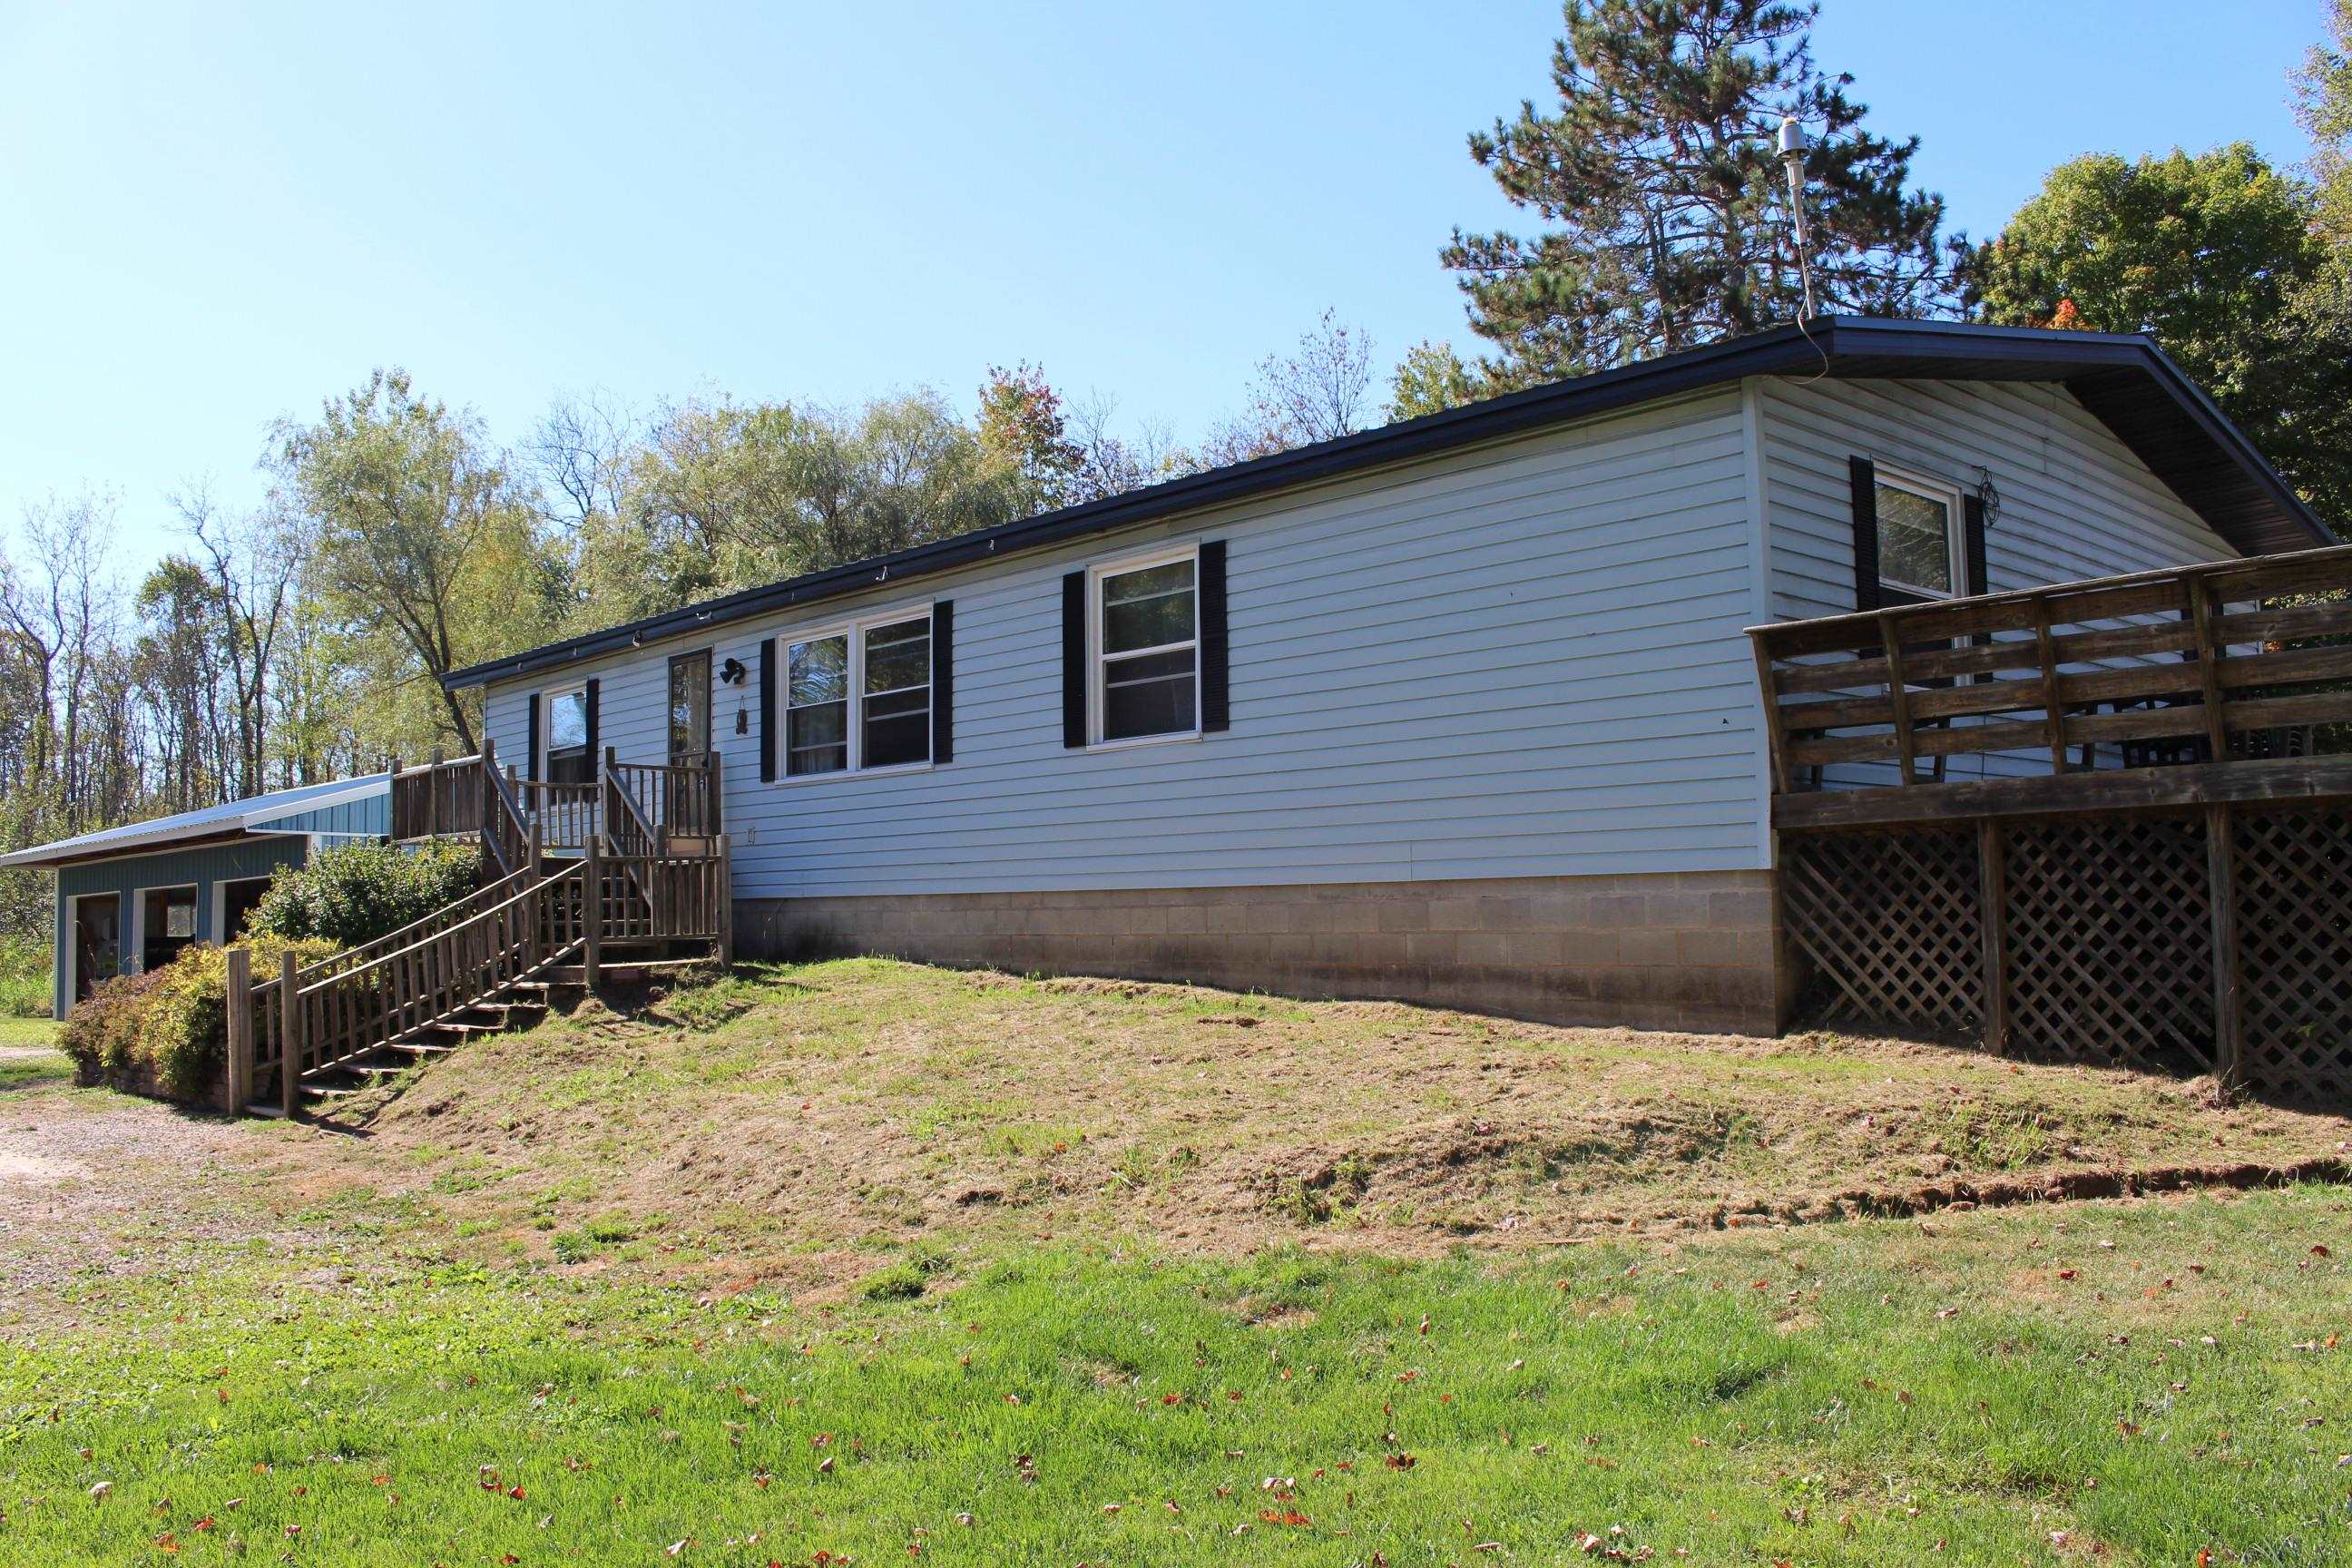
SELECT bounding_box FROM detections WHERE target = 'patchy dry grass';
[0,964,2348,1564]
[246,958,2352,1298]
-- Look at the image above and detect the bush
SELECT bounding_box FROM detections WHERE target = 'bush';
[60,932,338,1102]
[250,839,482,950]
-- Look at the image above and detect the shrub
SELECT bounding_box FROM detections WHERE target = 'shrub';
[60,932,338,1102]
[250,839,482,950]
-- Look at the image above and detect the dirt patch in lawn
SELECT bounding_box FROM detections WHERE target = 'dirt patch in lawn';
[212,958,2347,1298]
[0,1078,333,1318]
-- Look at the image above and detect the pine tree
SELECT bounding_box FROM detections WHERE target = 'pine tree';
[1443,0,1952,378]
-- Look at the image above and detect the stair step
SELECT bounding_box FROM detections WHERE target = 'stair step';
[538,956,715,985]
[347,1063,413,1077]
[242,1102,289,1120]
[377,1041,457,1056]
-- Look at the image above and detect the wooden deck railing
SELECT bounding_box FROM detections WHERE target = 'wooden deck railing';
[397,748,720,854]
[608,751,723,840]
[1750,544,2352,828]
[389,750,485,841]
[514,777,599,850]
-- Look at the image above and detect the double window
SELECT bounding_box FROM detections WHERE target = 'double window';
[783,612,934,777]
[1092,549,1200,745]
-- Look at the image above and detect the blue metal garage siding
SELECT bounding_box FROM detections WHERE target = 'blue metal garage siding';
[53,836,310,1017]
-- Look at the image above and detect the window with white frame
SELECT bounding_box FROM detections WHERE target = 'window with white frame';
[1873,473,1964,601]
[1094,551,1199,743]
[859,616,932,768]
[783,611,932,777]
[544,683,592,783]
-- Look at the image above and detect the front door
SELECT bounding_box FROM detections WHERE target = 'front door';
[73,894,120,1003]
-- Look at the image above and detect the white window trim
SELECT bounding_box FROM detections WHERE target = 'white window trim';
[773,603,938,784]
[63,890,121,1015]
[132,881,199,973]
[542,681,591,773]
[214,875,274,946]
[1872,465,1968,601]
[1087,543,1203,751]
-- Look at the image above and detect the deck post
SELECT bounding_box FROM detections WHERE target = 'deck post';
[278,950,300,1118]
[2206,802,2243,1091]
[708,749,724,837]
[715,832,734,965]
[583,832,602,991]
[1877,622,1917,784]
[225,946,253,1114]
[480,735,500,871]
[1976,818,2009,1056]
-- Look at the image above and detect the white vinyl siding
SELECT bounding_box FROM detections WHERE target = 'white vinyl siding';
[1761,377,2232,620]
[483,389,1769,895]
[1759,377,2239,786]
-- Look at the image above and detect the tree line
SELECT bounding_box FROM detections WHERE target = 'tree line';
[5,0,2348,946]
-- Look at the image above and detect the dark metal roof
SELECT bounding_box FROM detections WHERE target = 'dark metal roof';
[446,317,2329,691]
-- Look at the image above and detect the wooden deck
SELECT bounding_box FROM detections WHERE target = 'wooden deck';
[1749,544,2352,1102]
[225,750,731,1115]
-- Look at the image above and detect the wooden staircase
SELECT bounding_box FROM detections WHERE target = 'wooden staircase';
[224,750,731,1117]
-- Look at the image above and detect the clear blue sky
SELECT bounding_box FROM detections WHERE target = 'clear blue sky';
[0,0,2328,569]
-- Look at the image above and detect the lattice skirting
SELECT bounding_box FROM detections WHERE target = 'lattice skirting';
[2236,805,2352,1102]
[1783,802,2352,1102]
[2004,817,2213,1073]
[1783,829,1982,1034]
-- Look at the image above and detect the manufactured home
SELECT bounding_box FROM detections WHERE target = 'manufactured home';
[420,318,2328,1043]
[3,773,391,1017]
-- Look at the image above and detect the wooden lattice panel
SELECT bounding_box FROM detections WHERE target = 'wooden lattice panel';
[2234,805,2352,1102]
[1784,829,1982,1034]
[2004,816,2213,1073]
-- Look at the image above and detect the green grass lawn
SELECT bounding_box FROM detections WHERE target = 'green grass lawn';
[2,1191,2347,1564]
[0,1016,59,1048]
[0,1017,64,1091]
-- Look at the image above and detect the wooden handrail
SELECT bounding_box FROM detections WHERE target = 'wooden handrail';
[299,863,577,999]
[1750,546,2352,810]
[296,867,533,985]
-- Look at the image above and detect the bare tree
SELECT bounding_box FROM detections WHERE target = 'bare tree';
[1245,309,1377,446]
[1065,390,1180,502]
[531,390,641,532]
[180,485,300,799]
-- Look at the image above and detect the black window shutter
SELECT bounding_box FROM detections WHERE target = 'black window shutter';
[583,678,601,767]
[524,691,542,779]
[759,639,777,782]
[1061,571,1087,749]
[931,600,954,765]
[1962,491,1994,683]
[1199,540,1230,732]
[1848,456,1882,612]
[1962,493,1988,599]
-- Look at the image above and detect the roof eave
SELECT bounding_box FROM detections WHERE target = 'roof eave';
[444,318,2328,691]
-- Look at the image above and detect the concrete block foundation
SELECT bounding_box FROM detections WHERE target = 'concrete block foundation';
[737,870,1784,1034]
